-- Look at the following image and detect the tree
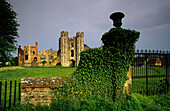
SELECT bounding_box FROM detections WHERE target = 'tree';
[0,0,19,66]
[10,56,18,66]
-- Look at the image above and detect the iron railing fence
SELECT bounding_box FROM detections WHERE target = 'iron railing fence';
[0,81,21,110]
[132,50,170,95]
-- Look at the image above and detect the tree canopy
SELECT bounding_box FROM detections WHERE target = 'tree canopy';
[0,0,19,66]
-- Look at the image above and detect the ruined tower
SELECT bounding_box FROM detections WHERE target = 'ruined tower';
[59,31,84,67]
[18,31,89,67]
[18,42,38,66]
[75,32,84,66]
[60,31,70,66]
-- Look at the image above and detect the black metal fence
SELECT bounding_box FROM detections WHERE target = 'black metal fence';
[131,50,170,95]
[0,80,21,110]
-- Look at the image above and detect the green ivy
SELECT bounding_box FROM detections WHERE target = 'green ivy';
[55,27,140,101]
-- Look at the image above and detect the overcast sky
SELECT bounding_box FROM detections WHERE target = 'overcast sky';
[9,0,170,55]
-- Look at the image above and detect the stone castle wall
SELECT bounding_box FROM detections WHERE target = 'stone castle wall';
[18,31,89,67]
[21,77,67,105]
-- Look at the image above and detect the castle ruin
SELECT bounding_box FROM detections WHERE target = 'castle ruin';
[18,31,90,67]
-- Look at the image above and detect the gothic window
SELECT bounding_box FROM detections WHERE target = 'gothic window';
[25,55,28,60]
[70,42,74,47]
[71,50,74,57]
[33,51,35,55]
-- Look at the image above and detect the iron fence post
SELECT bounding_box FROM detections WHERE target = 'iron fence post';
[166,54,169,93]
[14,80,17,106]
[0,82,2,109]
[9,81,12,110]
[4,81,7,111]
[19,83,21,102]
[146,53,148,95]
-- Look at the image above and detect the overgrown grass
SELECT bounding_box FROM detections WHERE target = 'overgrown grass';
[9,93,170,111]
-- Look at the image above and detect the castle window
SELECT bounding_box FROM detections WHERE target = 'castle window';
[70,42,74,47]
[71,50,74,57]
[40,55,45,60]
[33,51,35,55]
[25,55,28,60]
[34,57,37,61]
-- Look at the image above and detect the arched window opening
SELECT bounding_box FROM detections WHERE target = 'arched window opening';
[25,55,28,60]
[34,57,37,61]
[71,50,74,57]
[40,55,45,60]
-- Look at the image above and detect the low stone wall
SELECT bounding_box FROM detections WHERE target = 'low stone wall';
[21,77,67,105]
[21,70,131,105]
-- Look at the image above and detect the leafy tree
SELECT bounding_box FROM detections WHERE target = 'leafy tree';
[10,56,18,66]
[0,0,19,66]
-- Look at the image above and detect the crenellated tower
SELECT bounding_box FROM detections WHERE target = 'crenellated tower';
[75,32,84,66]
[60,31,70,67]
[59,31,84,67]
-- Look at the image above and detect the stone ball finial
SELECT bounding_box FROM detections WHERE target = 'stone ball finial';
[110,12,125,27]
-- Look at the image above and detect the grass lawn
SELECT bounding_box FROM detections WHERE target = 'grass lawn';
[0,66,77,109]
[0,66,77,82]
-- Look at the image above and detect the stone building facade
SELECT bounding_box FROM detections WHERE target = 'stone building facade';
[18,31,90,67]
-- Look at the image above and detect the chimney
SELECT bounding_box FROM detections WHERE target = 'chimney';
[18,45,21,55]
[36,41,38,55]
[36,41,38,47]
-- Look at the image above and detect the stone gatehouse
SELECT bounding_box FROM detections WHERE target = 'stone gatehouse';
[18,31,90,67]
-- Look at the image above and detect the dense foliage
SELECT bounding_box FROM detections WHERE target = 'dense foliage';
[55,27,140,101]
[0,0,19,66]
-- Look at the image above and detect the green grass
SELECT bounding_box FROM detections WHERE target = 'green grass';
[0,66,77,82]
[0,66,77,110]
[9,93,170,111]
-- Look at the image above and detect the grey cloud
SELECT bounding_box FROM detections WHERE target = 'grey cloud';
[9,0,170,54]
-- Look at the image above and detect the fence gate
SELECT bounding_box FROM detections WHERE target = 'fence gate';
[131,50,170,95]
